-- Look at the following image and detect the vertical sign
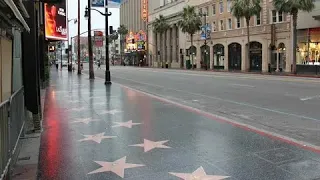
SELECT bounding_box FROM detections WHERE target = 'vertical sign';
[94,31,104,47]
[141,0,148,21]
[44,1,67,40]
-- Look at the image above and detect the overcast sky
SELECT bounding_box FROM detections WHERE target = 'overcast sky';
[67,0,120,41]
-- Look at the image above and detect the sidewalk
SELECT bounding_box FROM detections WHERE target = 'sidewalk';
[35,69,320,180]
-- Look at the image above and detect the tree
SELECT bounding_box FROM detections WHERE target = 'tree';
[273,0,314,74]
[178,6,202,69]
[118,25,128,64]
[109,32,119,58]
[231,0,261,71]
[153,15,170,67]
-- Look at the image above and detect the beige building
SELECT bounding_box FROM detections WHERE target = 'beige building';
[148,0,187,68]
[149,0,293,72]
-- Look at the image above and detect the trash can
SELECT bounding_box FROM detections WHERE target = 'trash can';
[186,60,191,69]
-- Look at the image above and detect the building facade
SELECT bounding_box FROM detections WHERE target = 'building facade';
[148,0,292,72]
[296,0,320,73]
[120,0,148,65]
[148,0,187,68]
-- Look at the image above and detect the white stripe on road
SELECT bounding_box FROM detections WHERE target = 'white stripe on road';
[230,84,255,88]
[300,95,320,101]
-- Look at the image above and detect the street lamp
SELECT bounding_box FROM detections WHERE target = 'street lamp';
[67,18,77,72]
[84,5,112,84]
[199,12,209,70]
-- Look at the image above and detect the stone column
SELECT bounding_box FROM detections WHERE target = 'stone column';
[162,32,166,67]
[241,42,247,71]
[157,33,161,67]
[224,43,229,71]
[262,40,268,73]
[167,28,171,67]
[172,25,177,64]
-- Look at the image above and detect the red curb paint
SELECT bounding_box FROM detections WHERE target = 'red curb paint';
[117,83,320,154]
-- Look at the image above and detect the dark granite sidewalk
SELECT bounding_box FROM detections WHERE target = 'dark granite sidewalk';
[37,69,320,180]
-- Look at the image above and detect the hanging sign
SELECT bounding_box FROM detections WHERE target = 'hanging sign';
[141,0,148,21]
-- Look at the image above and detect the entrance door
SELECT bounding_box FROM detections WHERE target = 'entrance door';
[228,43,241,70]
[250,42,262,71]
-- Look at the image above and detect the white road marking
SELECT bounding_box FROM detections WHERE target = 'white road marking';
[230,84,255,88]
[300,95,320,101]
[192,100,199,102]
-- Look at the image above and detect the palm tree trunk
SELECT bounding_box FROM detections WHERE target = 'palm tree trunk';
[191,34,194,70]
[246,18,250,72]
[292,11,298,74]
[120,37,123,65]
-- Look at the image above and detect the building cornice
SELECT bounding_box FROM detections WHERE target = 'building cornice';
[150,0,185,16]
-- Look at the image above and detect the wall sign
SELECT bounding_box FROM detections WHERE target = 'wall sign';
[141,0,148,22]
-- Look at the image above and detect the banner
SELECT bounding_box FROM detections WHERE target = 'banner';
[94,31,104,47]
[44,1,67,41]
[141,0,148,21]
[107,0,121,8]
[92,0,105,7]
[200,24,211,40]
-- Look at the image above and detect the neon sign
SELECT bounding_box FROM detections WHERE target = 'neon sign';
[141,0,148,21]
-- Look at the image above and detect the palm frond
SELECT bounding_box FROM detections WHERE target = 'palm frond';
[273,0,315,14]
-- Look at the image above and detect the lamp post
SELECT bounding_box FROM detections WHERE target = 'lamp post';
[67,18,77,72]
[84,5,112,84]
[199,12,208,70]
[84,3,94,79]
[77,0,81,75]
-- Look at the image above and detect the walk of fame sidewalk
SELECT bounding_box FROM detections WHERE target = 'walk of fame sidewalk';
[30,70,320,179]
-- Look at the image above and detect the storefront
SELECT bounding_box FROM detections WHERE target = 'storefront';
[297,28,320,65]
[124,31,147,66]
[213,44,224,70]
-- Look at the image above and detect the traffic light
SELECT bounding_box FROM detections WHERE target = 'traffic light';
[109,26,113,35]
[131,39,135,44]
[49,45,55,52]
[65,48,69,54]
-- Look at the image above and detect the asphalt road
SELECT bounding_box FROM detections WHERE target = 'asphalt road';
[83,65,320,147]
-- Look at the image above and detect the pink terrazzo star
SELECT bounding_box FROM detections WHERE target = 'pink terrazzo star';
[112,120,141,128]
[87,156,144,178]
[78,132,116,143]
[169,166,230,180]
[71,118,99,125]
[129,139,171,152]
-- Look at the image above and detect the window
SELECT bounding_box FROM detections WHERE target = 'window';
[220,20,224,30]
[212,21,216,32]
[279,11,283,22]
[205,6,209,16]
[236,18,241,28]
[219,0,223,13]
[256,13,261,25]
[228,18,232,29]
[271,10,284,23]
[227,0,232,12]
[212,4,216,15]
[199,8,203,15]
[272,10,277,23]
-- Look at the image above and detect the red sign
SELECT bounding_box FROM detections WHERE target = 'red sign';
[44,1,67,40]
[141,0,148,22]
[94,31,104,47]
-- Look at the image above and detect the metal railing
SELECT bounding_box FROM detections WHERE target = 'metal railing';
[0,87,25,180]
[0,100,10,180]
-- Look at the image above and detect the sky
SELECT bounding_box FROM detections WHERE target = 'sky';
[67,0,120,41]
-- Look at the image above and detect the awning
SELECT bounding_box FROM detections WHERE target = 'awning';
[3,0,30,32]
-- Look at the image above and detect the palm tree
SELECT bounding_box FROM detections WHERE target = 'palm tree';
[178,6,202,69]
[118,25,128,64]
[231,0,261,71]
[153,15,170,67]
[273,0,314,74]
[109,32,119,59]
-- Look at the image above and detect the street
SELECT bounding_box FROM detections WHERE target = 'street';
[85,65,320,147]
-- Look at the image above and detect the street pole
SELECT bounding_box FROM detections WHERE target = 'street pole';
[105,1,111,85]
[204,14,208,70]
[77,0,81,75]
[88,1,94,79]
[60,45,63,70]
